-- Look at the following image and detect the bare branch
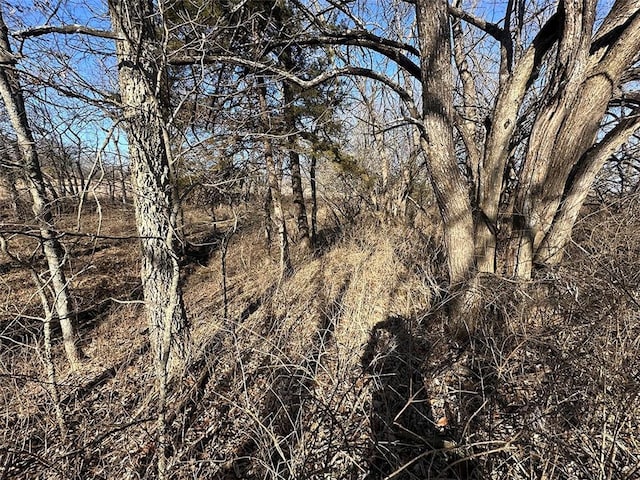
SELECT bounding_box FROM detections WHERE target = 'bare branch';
[592,0,640,48]
[610,91,640,108]
[169,54,416,106]
[13,24,120,40]
[288,30,420,57]
[448,4,504,41]
[621,66,640,83]
[279,33,421,80]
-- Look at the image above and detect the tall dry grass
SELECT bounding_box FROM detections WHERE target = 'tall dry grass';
[1,198,639,479]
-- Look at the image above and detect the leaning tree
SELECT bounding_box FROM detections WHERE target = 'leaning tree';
[0,8,82,368]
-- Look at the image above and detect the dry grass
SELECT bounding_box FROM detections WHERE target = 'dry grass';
[1,198,639,479]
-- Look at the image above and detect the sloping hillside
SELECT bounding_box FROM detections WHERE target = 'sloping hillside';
[1,200,639,479]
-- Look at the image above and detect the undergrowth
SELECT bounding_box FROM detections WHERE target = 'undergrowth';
[1,200,639,479]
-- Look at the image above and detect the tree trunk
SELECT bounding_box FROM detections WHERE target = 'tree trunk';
[263,184,273,248]
[258,78,292,277]
[537,114,640,265]
[108,1,190,475]
[289,148,311,250]
[0,12,81,368]
[396,156,413,226]
[415,0,475,285]
[282,61,311,251]
[310,154,318,245]
[475,13,560,274]
[109,0,190,375]
[32,271,67,441]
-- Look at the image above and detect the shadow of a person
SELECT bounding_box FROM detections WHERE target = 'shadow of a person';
[361,316,473,479]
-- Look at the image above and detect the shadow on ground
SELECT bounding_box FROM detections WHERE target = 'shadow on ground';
[362,316,475,480]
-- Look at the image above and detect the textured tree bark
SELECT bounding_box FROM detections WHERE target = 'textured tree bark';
[475,13,560,274]
[108,0,189,373]
[0,12,81,368]
[108,1,190,475]
[512,2,640,278]
[258,79,292,277]
[538,115,640,265]
[415,0,475,285]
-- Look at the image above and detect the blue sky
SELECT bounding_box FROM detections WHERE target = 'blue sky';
[1,0,626,165]
[2,0,121,161]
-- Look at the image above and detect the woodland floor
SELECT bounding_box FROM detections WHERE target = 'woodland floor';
[1,198,639,479]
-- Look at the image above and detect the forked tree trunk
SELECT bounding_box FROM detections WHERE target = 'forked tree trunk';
[474,14,560,274]
[512,2,640,278]
[0,11,81,368]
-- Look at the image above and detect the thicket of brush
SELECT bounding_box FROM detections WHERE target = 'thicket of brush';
[1,194,639,479]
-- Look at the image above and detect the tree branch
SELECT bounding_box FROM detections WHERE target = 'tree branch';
[171,54,413,100]
[13,24,120,40]
[448,4,504,41]
[592,0,640,49]
[273,33,422,79]
[610,91,640,108]
[621,66,640,83]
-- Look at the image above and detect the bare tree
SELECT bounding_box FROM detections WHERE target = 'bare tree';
[0,8,81,368]
[290,0,640,286]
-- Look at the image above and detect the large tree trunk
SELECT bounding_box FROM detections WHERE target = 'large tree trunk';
[108,1,190,475]
[109,0,189,367]
[415,0,475,285]
[512,1,640,278]
[474,13,560,274]
[109,0,189,375]
[0,12,81,368]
